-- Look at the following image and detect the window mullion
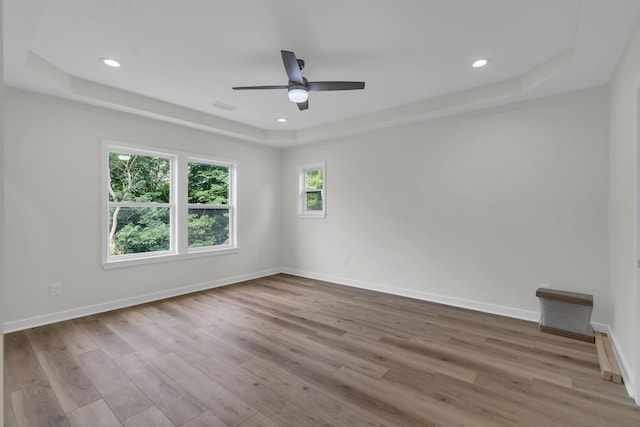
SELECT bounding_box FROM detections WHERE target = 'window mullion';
[109,202,172,208]
[229,161,237,248]
[176,155,189,254]
[187,204,230,209]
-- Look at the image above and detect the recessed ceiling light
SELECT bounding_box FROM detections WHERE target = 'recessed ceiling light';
[101,57,121,68]
[277,118,288,123]
[472,58,489,68]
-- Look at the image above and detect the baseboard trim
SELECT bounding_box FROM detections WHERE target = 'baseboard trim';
[596,325,637,402]
[2,268,281,333]
[282,268,615,331]
[282,268,547,322]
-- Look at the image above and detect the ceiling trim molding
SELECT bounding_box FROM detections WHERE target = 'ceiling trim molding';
[24,41,576,148]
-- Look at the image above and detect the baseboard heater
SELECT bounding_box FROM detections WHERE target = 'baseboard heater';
[536,288,595,343]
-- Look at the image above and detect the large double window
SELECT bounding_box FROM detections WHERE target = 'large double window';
[103,141,237,267]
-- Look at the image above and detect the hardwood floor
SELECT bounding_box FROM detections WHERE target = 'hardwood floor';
[4,273,640,426]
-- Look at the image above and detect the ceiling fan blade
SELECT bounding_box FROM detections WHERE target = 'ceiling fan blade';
[307,81,366,91]
[281,50,304,84]
[297,100,309,111]
[232,85,289,90]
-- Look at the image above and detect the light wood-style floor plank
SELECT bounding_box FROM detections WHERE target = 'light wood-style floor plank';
[194,355,319,427]
[113,352,206,425]
[271,330,388,379]
[238,358,380,427]
[139,323,209,364]
[180,410,230,427]
[237,412,282,427]
[53,320,100,356]
[101,312,170,360]
[32,347,102,413]
[67,399,123,427]
[4,383,19,427]
[11,383,70,427]
[151,352,257,426]
[75,349,153,421]
[4,331,48,393]
[5,273,640,426]
[332,365,496,427]
[77,317,135,359]
[122,406,174,427]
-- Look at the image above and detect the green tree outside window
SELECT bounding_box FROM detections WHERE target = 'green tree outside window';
[188,163,230,248]
[305,169,323,211]
[108,153,171,256]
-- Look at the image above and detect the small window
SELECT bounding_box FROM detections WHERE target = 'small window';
[298,162,326,218]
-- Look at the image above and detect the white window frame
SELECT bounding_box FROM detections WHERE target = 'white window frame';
[298,162,326,219]
[185,156,237,254]
[102,140,238,268]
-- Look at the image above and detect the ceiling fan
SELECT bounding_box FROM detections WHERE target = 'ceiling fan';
[232,50,365,111]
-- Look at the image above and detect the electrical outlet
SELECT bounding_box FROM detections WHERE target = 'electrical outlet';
[50,283,61,296]
[539,283,550,289]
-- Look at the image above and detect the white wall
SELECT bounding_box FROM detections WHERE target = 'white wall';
[282,87,610,323]
[1,0,5,420]
[3,87,282,327]
[609,17,640,403]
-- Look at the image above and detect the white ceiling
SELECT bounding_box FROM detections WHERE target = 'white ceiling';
[4,0,640,146]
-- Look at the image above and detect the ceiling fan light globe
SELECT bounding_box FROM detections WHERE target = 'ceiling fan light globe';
[288,88,308,103]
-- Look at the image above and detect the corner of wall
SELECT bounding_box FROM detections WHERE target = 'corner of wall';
[1,0,6,419]
[608,13,640,406]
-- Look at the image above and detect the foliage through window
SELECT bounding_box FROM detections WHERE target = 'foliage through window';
[108,152,171,256]
[103,142,237,266]
[298,162,326,218]
[188,162,230,248]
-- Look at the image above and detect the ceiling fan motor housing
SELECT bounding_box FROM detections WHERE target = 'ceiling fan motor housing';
[288,84,309,103]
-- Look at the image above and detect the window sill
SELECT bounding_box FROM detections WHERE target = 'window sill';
[102,246,238,269]
[298,212,326,219]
